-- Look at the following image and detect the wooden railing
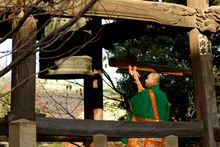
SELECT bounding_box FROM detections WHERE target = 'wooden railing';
[0,117,203,142]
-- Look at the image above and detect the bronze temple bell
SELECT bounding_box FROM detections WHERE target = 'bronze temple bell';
[38,17,95,79]
[40,55,93,79]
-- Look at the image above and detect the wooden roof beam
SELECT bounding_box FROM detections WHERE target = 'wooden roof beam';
[48,0,197,28]
[0,0,197,28]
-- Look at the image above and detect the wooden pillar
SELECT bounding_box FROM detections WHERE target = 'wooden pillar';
[92,18,103,121]
[84,65,103,121]
[9,9,37,147]
[187,0,219,146]
[84,77,94,120]
[91,69,103,120]
[83,19,103,146]
[10,11,36,121]
[84,18,103,120]
[93,134,107,147]
[83,48,103,146]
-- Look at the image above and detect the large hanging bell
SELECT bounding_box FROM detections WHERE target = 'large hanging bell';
[38,17,98,79]
[38,55,93,79]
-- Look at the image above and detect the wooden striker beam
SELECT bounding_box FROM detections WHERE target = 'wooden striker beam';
[109,58,192,77]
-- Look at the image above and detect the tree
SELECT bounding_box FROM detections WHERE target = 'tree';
[0,0,98,77]
[1,0,220,146]
[106,9,220,147]
[0,0,99,117]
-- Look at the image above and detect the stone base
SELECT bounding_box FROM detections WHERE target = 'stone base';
[9,119,36,147]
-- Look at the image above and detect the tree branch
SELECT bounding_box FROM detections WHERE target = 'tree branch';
[0,0,98,77]
[0,0,42,44]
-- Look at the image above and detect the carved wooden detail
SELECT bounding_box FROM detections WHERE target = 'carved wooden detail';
[2,0,220,33]
[2,0,220,34]
[0,0,197,28]
[196,6,220,33]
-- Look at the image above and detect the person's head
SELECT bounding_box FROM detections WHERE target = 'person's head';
[145,72,160,88]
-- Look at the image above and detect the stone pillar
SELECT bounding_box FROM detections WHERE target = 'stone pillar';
[9,119,36,147]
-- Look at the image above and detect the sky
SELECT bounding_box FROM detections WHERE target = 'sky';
[0,39,12,68]
[0,39,12,77]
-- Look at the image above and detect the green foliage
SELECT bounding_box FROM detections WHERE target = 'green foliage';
[179,138,200,147]
[108,24,220,146]
[210,0,220,5]
[214,67,220,115]
[109,30,195,121]
[212,34,220,66]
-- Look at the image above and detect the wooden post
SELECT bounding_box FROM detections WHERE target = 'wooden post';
[92,69,103,120]
[9,8,37,147]
[10,11,36,121]
[84,77,94,120]
[84,18,103,121]
[91,18,103,121]
[93,134,107,147]
[187,0,219,146]
[83,60,103,121]
[164,135,178,147]
[9,119,36,147]
[84,18,103,146]
[83,51,103,146]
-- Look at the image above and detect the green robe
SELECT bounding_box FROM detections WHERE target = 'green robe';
[130,85,170,121]
[121,85,170,144]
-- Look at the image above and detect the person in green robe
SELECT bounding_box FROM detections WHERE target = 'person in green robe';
[122,66,170,147]
[130,72,170,121]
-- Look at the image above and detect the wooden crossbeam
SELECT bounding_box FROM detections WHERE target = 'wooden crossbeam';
[109,58,192,77]
[52,0,196,28]
[0,117,204,140]
[0,0,196,28]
